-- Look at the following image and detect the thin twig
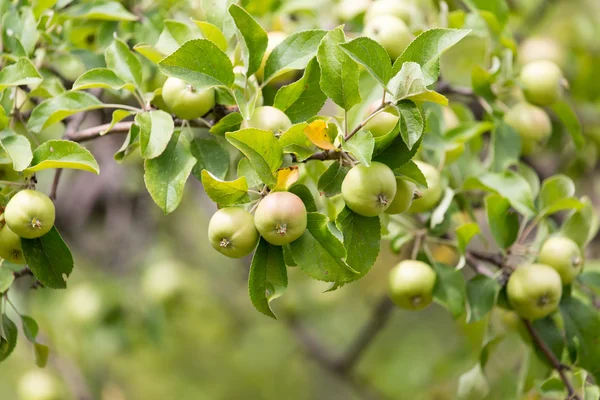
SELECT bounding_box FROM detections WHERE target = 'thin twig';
[344,101,393,143]
[523,320,581,400]
[465,253,497,278]
[66,121,133,143]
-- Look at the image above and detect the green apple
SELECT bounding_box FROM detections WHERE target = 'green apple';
[65,284,104,324]
[363,107,399,137]
[208,207,259,258]
[504,102,552,155]
[363,15,412,61]
[142,261,184,303]
[507,263,563,320]
[0,224,26,264]
[241,106,292,134]
[18,370,61,400]
[408,161,442,213]
[364,0,417,25]
[4,190,55,239]
[342,162,397,217]
[537,236,583,284]
[254,191,307,245]
[385,177,416,214]
[388,260,436,310]
[255,31,295,84]
[520,60,564,106]
[162,77,215,120]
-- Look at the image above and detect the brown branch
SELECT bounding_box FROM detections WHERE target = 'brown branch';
[336,296,395,373]
[465,253,496,278]
[523,320,581,400]
[66,121,133,143]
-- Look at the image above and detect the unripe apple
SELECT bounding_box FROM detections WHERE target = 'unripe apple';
[208,207,259,258]
[363,107,399,137]
[18,370,62,400]
[504,102,552,155]
[241,106,292,134]
[342,162,397,217]
[65,283,104,324]
[162,77,215,120]
[385,177,415,214]
[255,31,296,84]
[142,261,184,303]
[507,263,563,320]
[0,224,26,264]
[537,236,583,285]
[408,161,442,213]
[364,0,416,25]
[388,260,436,310]
[363,15,412,61]
[254,191,307,245]
[520,60,564,106]
[4,190,56,239]
[519,37,565,67]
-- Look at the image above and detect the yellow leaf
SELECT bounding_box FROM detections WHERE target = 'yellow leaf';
[273,166,299,191]
[304,120,336,150]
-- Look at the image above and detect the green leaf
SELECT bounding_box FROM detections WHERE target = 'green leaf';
[431,262,466,319]
[456,223,480,254]
[463,0,510,28]
[374,135,421,170]
[397,100,424,150]
[263,29,327,85]
[393,160,427,187]
[278,123,315,161]
[518,162,540,198]
[466,275,499,323]
[193,20,228,52]
[28,92,104,133]
[457,363,490,400]
[430,188,455,229]
[562,197,599,248]
[135,110,174,159]
[64,1,137,21]
[237,158,261,188]
[538,175,581,217]
[34,343,49,368]
[336,207,381,279]
[289,184,317,212]
[0,131,33,171]
[114,123,140,162]
[133,44,164,64]
[144,131,197,214]
[389,62,448,105]
[0,268,14,293]
[491,121,521,172]
[274,58,327,124]
[21,227,74,289]
[0,58,42,90]
[105,37,143,87]
[289,212,357,284]
[316,27,361,111]
[210,112,243,136]
[248,238,287,319]
[25,140,99,175]
[191,138,229,181]
[226,129,283,187]
[485,194,519,249]
[464,171,535,217]
[155,20,203,55]
[158,39,235,90]
[0,315,17,362]
[341,131,374,166]
[471,66,496,103]
[229,4,268,76]
[318,161,349,197]
[338,37,391,88]
[72,68,135,91]
[551,101,584,150]
[21,316,39,343]
[392,28,471,86]
[200,170,249,205]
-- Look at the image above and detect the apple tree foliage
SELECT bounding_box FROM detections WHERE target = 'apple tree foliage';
[0,0,598,398]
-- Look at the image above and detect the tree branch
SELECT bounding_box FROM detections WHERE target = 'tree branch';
[465,253,496,278]
[336,296,395,373]
[65,121,133,143]
[523,320,581,400]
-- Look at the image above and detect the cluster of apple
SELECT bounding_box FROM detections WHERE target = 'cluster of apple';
[0,190,56,264]
[504,59,566,154]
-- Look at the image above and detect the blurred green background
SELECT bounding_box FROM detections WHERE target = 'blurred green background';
[2,0,600,399]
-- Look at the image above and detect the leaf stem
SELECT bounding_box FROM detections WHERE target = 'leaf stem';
[343,100,393,143]
[103,103,144,113]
